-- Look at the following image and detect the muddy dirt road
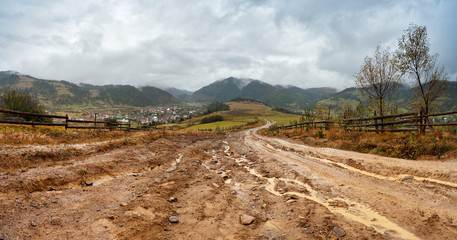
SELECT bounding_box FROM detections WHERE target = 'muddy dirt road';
[1,123,456,239]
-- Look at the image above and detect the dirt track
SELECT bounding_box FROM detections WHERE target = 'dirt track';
[1,123,457,239]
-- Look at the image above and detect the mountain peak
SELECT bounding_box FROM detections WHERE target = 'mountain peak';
[216,77,254,90]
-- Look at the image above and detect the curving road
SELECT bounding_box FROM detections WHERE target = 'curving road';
[227,122,457,239]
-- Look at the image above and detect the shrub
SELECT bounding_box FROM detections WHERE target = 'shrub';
[200,115,224,124]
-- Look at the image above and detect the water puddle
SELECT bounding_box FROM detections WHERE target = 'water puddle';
[225,143,420,240]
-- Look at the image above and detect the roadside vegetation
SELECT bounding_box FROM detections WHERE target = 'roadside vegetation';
[263,127,457,160]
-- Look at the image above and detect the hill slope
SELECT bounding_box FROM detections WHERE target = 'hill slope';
[0,71,180,109]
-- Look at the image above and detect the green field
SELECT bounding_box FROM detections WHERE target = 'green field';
[183,101,301,130]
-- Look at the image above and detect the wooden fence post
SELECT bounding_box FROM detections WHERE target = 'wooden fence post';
[419,109,425,135]
[374,111,378,133]
[65,114,68,130]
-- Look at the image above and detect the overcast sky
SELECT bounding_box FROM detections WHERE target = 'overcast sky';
[1,0,456,91]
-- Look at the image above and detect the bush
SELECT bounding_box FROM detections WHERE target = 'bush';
[200,115,224,124]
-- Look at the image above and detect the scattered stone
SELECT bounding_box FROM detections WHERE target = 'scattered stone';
[137,195,143,198]
[132,173,139,177]
[50,217,62,226]
[240,214,256,225]
[307,231,314,234]
[1,233,10,240]
[304,223,311,227]
[168,197,178,202]
[108,215,115,220]
[333,228,346,237]
[48,187,56,191]
[169,216,179,223]
[230,191,237,194]
[119,224,123,227]
[30,220,38,227]
[259,215,268,222]
[120,202,128,207]
[212,183,220,188]
[85,181,93,186]
[97,209,101,212]
[402,175,414,181]
[216,170,223,174]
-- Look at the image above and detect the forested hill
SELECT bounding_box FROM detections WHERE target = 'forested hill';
[0,71,180,109]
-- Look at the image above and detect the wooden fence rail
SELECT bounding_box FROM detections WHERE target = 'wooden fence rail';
[0,108,142,131]
[271,110,457,133]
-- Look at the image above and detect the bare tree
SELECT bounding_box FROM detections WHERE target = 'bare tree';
[396,24,448,118]
[354,45,403,119]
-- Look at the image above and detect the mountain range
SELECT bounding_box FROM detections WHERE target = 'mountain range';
[1,71,456,113]
[187,77,336,109]
[0,71,179,109]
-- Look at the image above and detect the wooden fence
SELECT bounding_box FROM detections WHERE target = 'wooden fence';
[0,108,146,131]
[271,110,457,134]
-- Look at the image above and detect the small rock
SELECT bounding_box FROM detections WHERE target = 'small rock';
[119,224,123,227]
[137,195,143,197]
[307,231,314,234]
[259,215,268,222]
[216,170,223,174]
[108,215,115,220]
[402,175,414,181]
[212,183,220,188]
[169,216,179,223]
[30,220,38,227]
[120,202,128,207]
[168,197,178,202]
[50,217,62,226]
[132,173,139,177]
[85,181,93,186]
[240,214,256,225]
[333,228,346,237]
[48,187,56,191]
[230,190,237,194]
[1,233,10,240]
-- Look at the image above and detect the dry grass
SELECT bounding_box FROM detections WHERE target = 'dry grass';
[0,124,132,145]
[0,126,222,171]
[264,127,457,160]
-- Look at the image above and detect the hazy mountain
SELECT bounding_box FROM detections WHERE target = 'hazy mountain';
[189,77,336,109]
[164,87,193,98]
[0,71,180,109]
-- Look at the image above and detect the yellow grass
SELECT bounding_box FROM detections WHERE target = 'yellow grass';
[183,101,301,130]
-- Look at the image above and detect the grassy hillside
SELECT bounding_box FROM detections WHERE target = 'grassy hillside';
[184,101,301,130]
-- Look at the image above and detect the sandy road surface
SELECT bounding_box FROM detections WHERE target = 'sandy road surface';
[1,124,456,239]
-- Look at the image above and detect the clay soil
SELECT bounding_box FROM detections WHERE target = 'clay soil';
[1,123,457,239]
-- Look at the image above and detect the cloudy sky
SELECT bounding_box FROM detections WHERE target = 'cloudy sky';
[1,0,456,91]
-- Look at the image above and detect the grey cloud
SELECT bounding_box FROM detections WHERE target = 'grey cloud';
[0,0,455,91]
